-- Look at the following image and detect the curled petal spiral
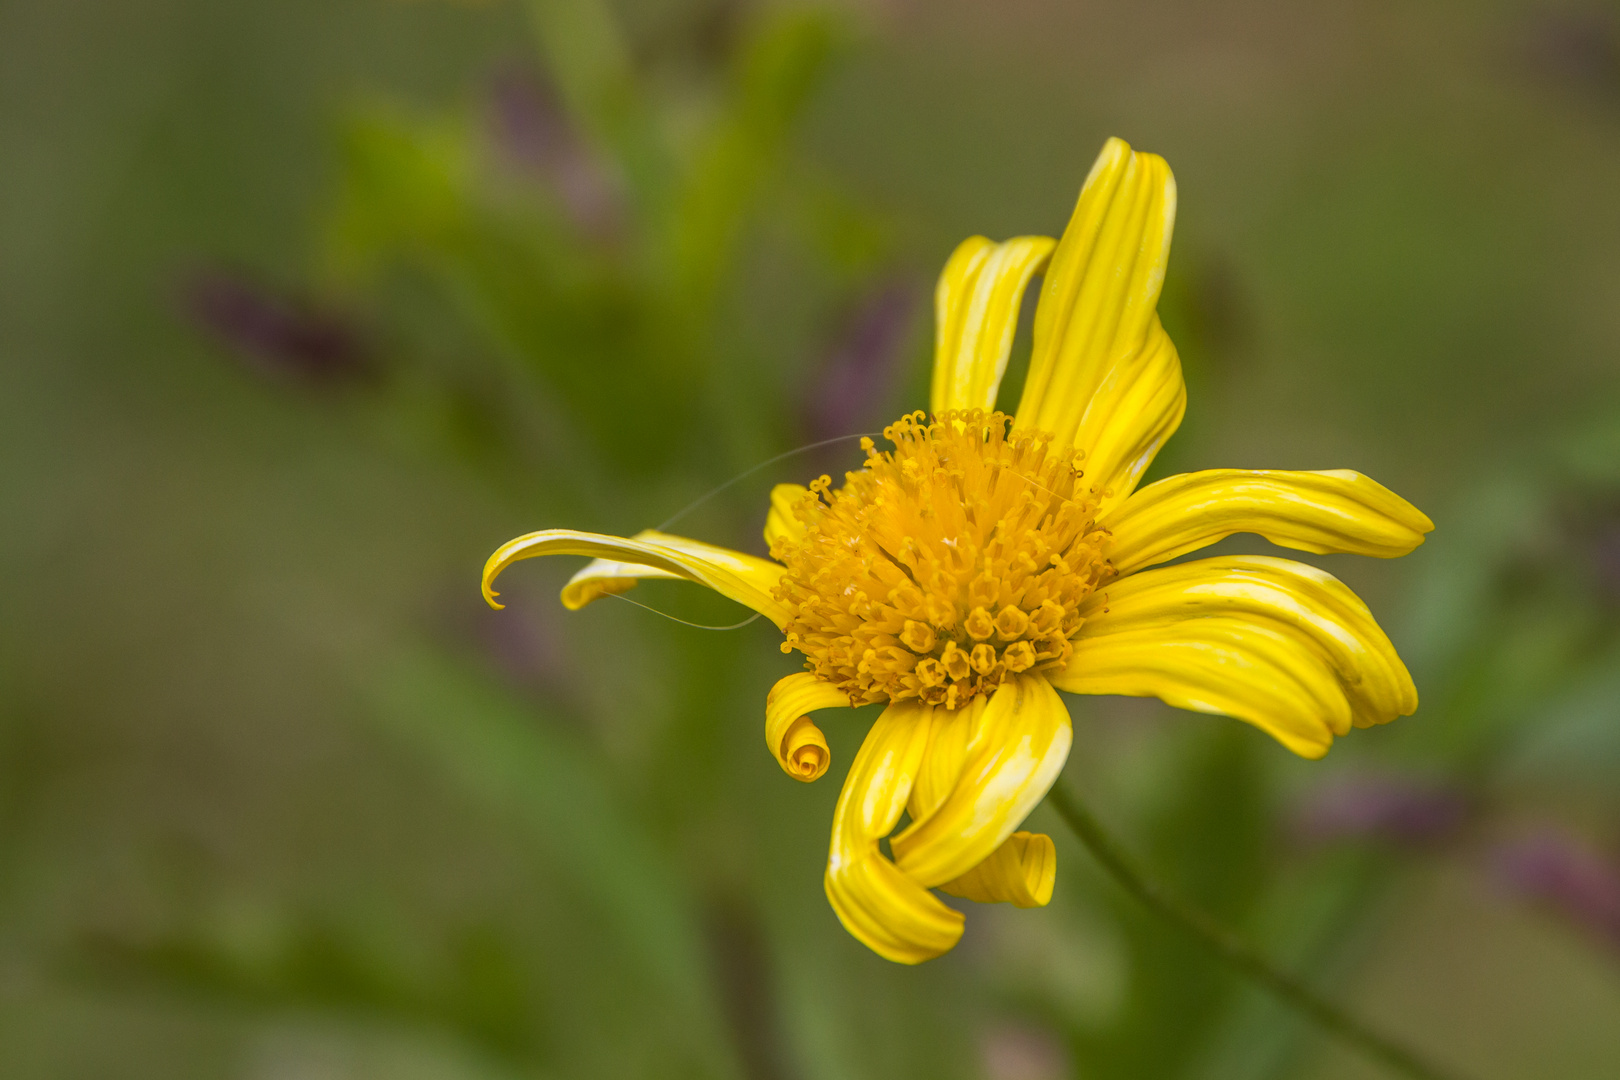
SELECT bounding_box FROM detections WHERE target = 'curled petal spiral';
[765,672,849,782]
[941,831,1056,907]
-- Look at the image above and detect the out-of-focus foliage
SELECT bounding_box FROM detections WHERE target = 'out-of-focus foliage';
[3,1,1620,1079]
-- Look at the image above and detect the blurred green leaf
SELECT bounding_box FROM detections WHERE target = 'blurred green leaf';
[360,648,740,1078]
[79,908,542,1067]
[522,0,671,211]
[325,105,690,472]
[667,9,843,317]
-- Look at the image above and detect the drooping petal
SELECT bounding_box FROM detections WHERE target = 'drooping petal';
[905,696,980,823]
[763,483,811,552]
[1058,622,1343,758]
[1015,138,1181,512]
[483,528,790,628]
[890,675,1072,888]
[1103,468,1435,576]
[1051,556,1417,758]
[824,700,965,964]
[765,672,849,782]
[930,235,1056,415]
[940,831,1056,908]
[560,559,682,609]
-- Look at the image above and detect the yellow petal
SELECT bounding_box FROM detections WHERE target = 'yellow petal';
[1052,556,1418,757]
[1070,324,1185,514]
[1058,623,1342,758]
[763,483,811,553]
[483,528,790,628]
[1103,468,1435,576]
[940,831,1056,908]
[824,700,965,964]
[930,235,1056,415]
[1015,137,1181,512]
[890,675,1072,888]
[764,672,849,783]
[905,695,980,824]
[560,559,682,609]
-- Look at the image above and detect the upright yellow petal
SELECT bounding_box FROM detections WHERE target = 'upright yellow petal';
[764,672,849,782]
[1015,138,1182,513]
[1103,469,1434,576]
[1052,556,1418,756]
[1070,326,1185,514]
[890,675,1072,888]
[824,700,964,964]
[931,235,1056,415]
[483,528,790,628]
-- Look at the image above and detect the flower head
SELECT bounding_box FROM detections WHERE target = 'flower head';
[481,138,1434,963]
[772,410,1107,710]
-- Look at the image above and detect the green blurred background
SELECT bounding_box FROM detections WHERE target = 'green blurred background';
[3,0,1620,1077]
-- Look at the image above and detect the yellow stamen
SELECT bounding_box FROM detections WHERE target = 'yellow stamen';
[772,410,1112,707]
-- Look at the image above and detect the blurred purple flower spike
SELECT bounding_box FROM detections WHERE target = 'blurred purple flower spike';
[184,269,369,384]
[1494,828,1620,951]
[478,593,571,698]
[1524,9,1620,100]
[1295,772,1469,847]
[488,66,621,239]
[804,281,917,445]
[1589,513,1620,604]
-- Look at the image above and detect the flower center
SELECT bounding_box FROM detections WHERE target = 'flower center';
[771,410,1113,709]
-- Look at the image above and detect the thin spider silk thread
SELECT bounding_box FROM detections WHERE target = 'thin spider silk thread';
[619,427,1100,631]
[610,592,764,631]
[609,431,877,631]
[656,432,877,532]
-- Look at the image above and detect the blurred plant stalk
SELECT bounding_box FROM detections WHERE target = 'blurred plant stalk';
[1047,780,1469,1080]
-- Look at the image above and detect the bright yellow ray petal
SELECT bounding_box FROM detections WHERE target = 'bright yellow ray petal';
[1080,555,1416,728]
[931,235,1056,415]
[1015,137,1181,513]
[940,831,1056,907]
[1070,324,1184,514]
[763,483,811,553]
[1103,469,1435,576]
[905,696,980,824]
[560,559,682,609]
[890,675,1072,888]
[1052,556,1418,757]
[1057,622,1343,758]
[483,528,790,628]
[824,700,964,964]
[765,672,850,782]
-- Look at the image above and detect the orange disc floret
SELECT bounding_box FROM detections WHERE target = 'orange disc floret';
[772,410,1113,708]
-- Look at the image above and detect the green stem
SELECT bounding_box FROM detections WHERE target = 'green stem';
[1045,780,1466,1080]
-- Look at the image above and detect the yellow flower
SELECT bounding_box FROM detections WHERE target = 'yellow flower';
[481,138,1433,964]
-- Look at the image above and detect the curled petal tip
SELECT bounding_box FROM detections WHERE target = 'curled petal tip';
[481,551,509,609]
[765,673,849,782]
[783,716,831,782]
